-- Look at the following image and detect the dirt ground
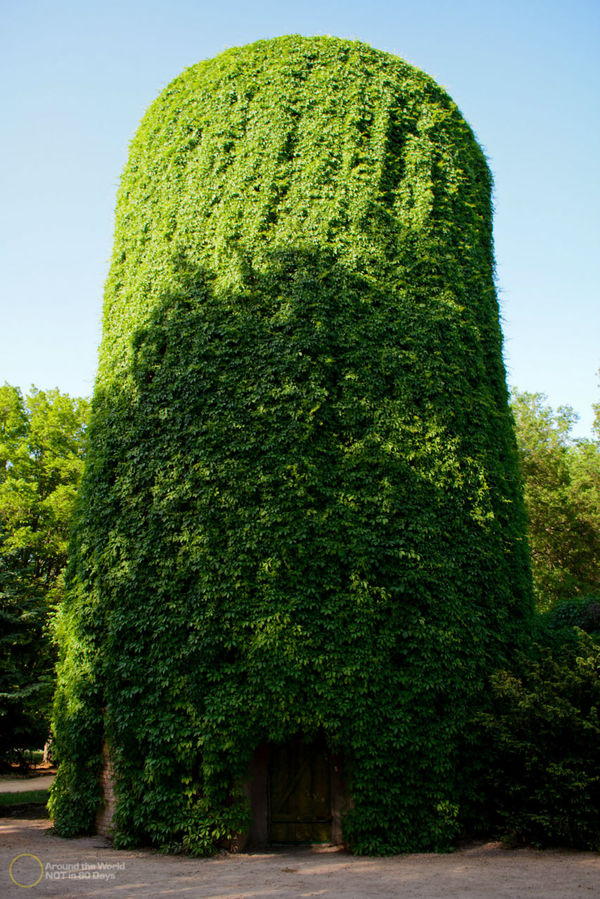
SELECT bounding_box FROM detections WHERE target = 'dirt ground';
[1,816,599,898]
[0,774,55,793]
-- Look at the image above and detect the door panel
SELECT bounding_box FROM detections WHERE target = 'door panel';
[268,737,332,842]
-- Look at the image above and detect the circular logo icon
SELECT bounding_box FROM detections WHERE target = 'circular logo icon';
[9,853,44,888]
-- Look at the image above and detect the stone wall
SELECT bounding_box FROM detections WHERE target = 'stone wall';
[96,742,116,838]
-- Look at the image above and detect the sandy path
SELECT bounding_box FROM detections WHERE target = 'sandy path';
[1,817,599,898]
[0,775,55,793]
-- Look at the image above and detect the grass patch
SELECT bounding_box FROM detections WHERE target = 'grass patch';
[0,789,48,807]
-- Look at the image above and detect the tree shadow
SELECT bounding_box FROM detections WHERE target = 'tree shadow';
[54,241,531,850]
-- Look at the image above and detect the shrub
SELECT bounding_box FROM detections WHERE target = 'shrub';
[540,596,600,638]
[478,629,600,850]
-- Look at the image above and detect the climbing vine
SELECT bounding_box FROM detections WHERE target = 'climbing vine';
[50,35,532,854]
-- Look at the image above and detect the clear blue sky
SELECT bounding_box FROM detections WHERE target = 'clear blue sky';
[2,0,599,436]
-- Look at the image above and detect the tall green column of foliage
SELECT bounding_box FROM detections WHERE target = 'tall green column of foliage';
[50,35,532,853]
[0,385,88,764]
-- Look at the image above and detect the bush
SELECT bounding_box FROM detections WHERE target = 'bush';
[540,596,600,638]
[478,628,600,850]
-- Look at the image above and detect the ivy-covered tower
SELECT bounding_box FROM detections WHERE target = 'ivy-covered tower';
[50,35,532,854]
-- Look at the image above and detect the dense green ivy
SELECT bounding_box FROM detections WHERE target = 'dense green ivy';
[50,35,533,853]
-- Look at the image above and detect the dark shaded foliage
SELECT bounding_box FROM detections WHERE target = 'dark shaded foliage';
[540,595,600,640]
[476,623,600,851]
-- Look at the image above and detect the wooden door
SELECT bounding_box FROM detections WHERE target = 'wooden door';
[268,736,332,842]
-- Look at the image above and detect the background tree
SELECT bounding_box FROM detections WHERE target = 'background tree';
[510,387,600,609]
[0,384,88,764]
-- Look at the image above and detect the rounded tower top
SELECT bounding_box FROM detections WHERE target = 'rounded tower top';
[99,34,492,380]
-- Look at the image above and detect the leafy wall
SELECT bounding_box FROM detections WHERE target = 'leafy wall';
[50,35,533,854]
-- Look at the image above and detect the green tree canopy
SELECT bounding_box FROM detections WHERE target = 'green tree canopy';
[510,388,600,609]
[0,384,88,762]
